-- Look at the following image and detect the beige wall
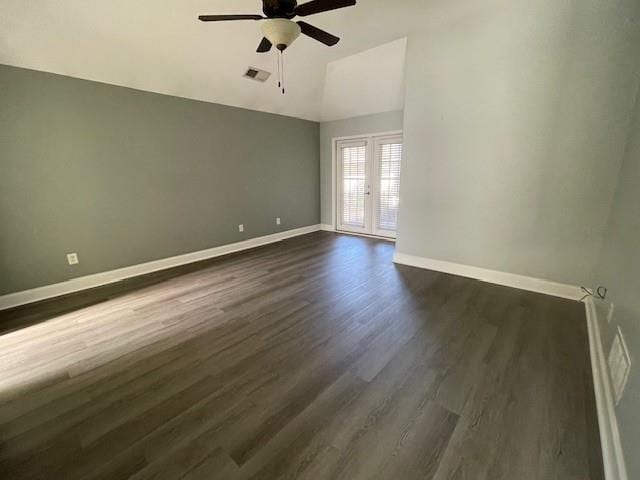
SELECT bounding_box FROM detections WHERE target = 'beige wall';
[594,85,640,479]
[396,0,639,286]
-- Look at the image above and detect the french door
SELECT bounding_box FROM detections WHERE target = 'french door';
[336,133,403,238]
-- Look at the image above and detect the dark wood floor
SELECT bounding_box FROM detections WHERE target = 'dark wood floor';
[0,231,603,479]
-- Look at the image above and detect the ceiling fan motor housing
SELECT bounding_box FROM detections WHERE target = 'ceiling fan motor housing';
[262,0,298,19]
[262,19,302,50]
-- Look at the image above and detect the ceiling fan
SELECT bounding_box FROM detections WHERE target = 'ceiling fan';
[199,0,357,93]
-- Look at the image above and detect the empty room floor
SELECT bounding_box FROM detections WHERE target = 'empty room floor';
[0,232,603,479]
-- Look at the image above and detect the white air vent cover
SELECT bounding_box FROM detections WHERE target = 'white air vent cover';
[244,67,271,82]
[608,326,631,405]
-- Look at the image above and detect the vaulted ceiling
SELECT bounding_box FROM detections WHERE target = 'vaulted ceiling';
[321,37,406,122]
[0,1,483,121]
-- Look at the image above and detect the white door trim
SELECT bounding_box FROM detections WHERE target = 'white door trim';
[331,130,403,235]
[372,134,403,238]
[335,138,371,235]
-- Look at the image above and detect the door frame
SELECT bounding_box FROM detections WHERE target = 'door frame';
[371,133,403,238]
[331,130,403,240]
[335,138,372,235]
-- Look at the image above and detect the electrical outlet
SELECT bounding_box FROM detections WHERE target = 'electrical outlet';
[608,326,631,405]
[238,224,244,233]
[276,217,281,225]
[66,253,79,265]
[607,302,616,324]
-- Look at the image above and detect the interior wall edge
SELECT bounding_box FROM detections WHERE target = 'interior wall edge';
[0,61,323,123]
[320,108,405,125]
[592,80,640,283]
[0,224,321,311]
[393,251,582,301]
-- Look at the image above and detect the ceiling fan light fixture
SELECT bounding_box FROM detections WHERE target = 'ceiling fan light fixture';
[261,19,301,50]
[198,0,358,94]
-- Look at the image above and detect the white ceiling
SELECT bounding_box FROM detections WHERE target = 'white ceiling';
[0,1,486,121]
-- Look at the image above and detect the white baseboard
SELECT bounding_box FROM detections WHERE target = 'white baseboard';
[320,224,335,232]
[584,297,628,480]
[0,224,321,311]
[393,252,582,300]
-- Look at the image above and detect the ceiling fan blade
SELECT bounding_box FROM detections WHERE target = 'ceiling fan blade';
[198,14,264,22]
[297,21,340,46]
[257,37,273,53]
[295,0,356,17]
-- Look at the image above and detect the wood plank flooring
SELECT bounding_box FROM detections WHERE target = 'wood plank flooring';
[0,231,604,479]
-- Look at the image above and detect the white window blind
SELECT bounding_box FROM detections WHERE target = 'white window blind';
[376,141,402,231]
[341,144,367,227]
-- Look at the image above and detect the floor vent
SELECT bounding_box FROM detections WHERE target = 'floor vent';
[244,67,271,82]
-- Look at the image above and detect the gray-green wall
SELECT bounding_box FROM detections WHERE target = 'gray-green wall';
[395,0,639,287]
[0,64,320,295]
[320,110,403,226]
[594,86,640,480]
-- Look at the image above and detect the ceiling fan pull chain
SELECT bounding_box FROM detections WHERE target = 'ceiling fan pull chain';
[277,50,281,90]
[281,52,286,95]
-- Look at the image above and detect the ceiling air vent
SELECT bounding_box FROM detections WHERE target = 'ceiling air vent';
[243,67,271,82]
